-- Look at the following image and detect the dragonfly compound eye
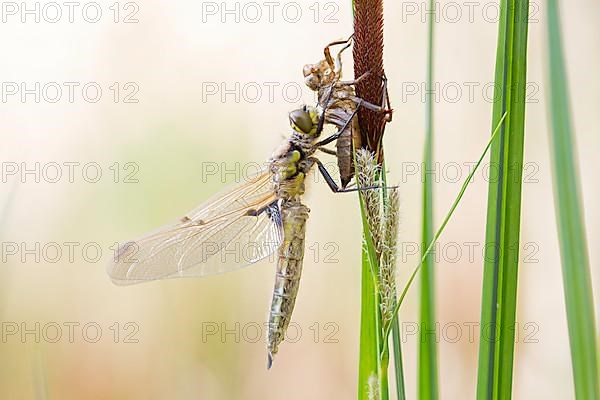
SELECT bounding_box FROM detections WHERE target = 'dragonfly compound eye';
[289,108,315,135]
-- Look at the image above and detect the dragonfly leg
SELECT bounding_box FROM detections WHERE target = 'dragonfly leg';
[315,132,340,148]
[315,107,360,147]
[315,85,337,137]
[336,73,393,121]
[312,158,345,192]
[318,147,337,156]
[312,158,397,193]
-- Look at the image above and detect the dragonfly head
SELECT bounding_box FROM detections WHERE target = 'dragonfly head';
[289,105,319,137]
[303,60,335,91]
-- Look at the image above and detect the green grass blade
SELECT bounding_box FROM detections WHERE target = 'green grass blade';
[384,114,508,344]
[381,165,407,400]
[546,2,599,398]
[391,319,406,400]
[418,0,439,397]
[358,193,384,400]
[476,0,530,398]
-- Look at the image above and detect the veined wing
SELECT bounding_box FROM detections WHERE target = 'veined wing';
[108,168,283,285]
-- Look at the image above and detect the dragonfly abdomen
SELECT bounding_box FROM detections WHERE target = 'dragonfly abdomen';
[267,201,309,368]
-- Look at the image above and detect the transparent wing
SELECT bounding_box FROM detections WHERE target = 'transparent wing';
[107,168,283,285]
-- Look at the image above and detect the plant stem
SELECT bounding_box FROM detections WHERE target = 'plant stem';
[383,113,507,346]
[358,192,384,400]
[546,1,599,398]
[353,1,391,399]
[419,0,438,397]
[380,349,390,399]
[391,318,406,400]
[476,0,530,397]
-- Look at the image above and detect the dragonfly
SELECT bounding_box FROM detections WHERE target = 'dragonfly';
[304,36,392,188]
[107,91,387,368]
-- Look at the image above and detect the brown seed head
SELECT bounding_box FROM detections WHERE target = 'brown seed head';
[353,0,386,162]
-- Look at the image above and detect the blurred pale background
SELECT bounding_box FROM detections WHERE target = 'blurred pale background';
[0,1,598,399]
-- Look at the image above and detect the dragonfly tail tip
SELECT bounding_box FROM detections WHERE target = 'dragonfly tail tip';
[267,353,273,370]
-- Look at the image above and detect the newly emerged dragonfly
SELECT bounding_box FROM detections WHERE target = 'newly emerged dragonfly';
[304,36,391,188]
[108,95,382,367]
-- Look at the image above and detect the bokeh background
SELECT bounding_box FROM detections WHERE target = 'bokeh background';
[1,1,598,398]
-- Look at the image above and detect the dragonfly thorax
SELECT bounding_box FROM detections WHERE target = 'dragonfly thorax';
[270,105,321,201]
[270,141,314,201]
